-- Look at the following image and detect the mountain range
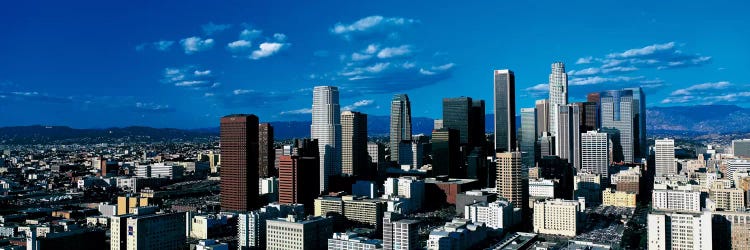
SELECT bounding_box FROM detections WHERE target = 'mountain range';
[2,105,750,143]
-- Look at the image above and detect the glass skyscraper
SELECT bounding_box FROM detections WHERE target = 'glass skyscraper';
[390,94,412,163]
[600,89,635,163]
[493,69,516,152]
[520,107,537,168]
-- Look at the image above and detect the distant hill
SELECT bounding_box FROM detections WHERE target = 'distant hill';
[646,105,750,134]
[3,105,749,144]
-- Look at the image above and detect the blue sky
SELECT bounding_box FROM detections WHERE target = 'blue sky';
[1,0,748,128]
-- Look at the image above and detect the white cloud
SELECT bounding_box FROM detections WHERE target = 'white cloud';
[342,99,375,110]
[162,66,219,89]
[569,76,644,86]
[607,42,675,59]
[525,83,549,92]
[153,40,175,51]
[377,45,412,59]
[233,89,252,95]
[351,52,372,61]
[250,42,289,60]
[280,108,313,115]
[202,22,232,35]
[273,33,287,42]
[576,56,593,64]
[180,37,215,54]
[670,81,731,96]
[331,15,418,39]
[568,67,600,76]
[240,29,262,40]
[365,44,379,54]
[227,40,253,52]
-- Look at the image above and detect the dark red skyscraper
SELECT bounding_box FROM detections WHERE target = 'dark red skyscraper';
[220,114,259,212]
[278,139,319,214]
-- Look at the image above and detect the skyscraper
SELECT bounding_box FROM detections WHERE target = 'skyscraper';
[390,94,412,163]
[311,86,342,193]
[556,104,581,169]
[259,123,275,178]
[443,97,486,146]
[732,139,750,158]
[496,151,524,211]
[535,99,550,137]
[655,138,676,177]
[625,87,647,160]
[493,69,516,152]
[576,102,598,133]
[470,99,486,147]
[600,90,635,163]
[548,62,568,138]
[580,131,609,175]
[279,139,319,214]
[341,111,368,177]
[520,108,537,168]
[220,114,259,212]
[431,128,461,177]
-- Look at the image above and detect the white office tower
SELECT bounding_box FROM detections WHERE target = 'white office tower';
[548,62,568,138]
[382,212,419,250]
[655,139,676,177]
[556,104,580,168]
[727,160,750,183]
[390,94,412,163]
[238,203,304,249]
[311,86,342,192]
[532,199,583,237]
[648,211,712,250]
[652,188,701,212]
[464,200,514,230]
[580,131,609,175]
[266,215,332,250]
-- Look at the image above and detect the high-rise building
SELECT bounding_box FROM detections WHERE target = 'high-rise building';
[341,111,368,177]
[574,173,602,203]
[538,132,555,158]
[431,128,461,177]
[732,139,750,158]
[712,211,750,250]
[220,114,259,212]
[367,142,385,177]
[600,90,636,163]
[535,99,550,137]
[111,212,186,250]
[493,69,516,152]
[625,87,647,160]
[648,211,712,250]
[496,151,524,210]
[548,62,568,138]
[520,108,537,168]
[382,212,419,250]
[532,199,583,237]
[576,102,599,133]
[580,131,609,175]
[390,94,412,163]
[709,186,745,211]
[398,140,424,169]
[238,204,305,250]
[266,215,333,250]
[259,123,275,178]
[442,97,486,146]
[433,119,443,130]
[278,139,320,214]
[311,86,342,193]
[655,139,676,177]
[556,104,581,169]
[652,189,701,212]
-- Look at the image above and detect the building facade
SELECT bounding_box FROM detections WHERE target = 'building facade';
[341,111,368,177]
[493,69,516,152]
[311,86,342,193]
[220,114,259,212]
[390,94,412,163]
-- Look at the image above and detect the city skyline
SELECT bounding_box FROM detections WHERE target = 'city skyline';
[1,1,748,128]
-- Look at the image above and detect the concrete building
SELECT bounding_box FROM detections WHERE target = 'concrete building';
[655,139,676,177]
[442,96,486,146]
[266,215,333,250]
[110,212,186,250]
[116,195,150,215]
[195,239,229,250]
[464,200,514,230]
[602,188,636,208]
[713,211,750,250]
[494,69,517,152]
[367,142,386,176]
[599,90,636,163]
[709,186,745,211]
[652,189,701,212]
[535,99,549,137]
[574,173,601,204]
[278,139,319,214]
[648,211,712,250]
[520,107,537,168]
[580,131,609,175]
[189,214,228,240]
[496,151,524,210]
[556,104,581,169]
[610,167,641,194]
[328,232,383,250]
[382,212,419,250]
[398,140,423,169]
[134,163,184,179]
[314,196,386,228]
[259,177,278,202]
[431,128,461,177]
[352,180,378,199]
[341,111,368,177]
[311,86,342,193]
[390,94,412,164]
[528,179,555,198]
[455,190,496,216]
[383,177,424,213]
[426,219,490,250]
[259,123,275,178]
[238,203,304,250]
[733,139,750,158]
[727,160,750,184]
[434,119,443,130]
[532,199,584,237]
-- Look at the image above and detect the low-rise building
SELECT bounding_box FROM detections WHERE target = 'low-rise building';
[532,199,584,237]
[266,215,333,250]
[328,232,383,250]
[464,200,514,230]
[602,188,636,208]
